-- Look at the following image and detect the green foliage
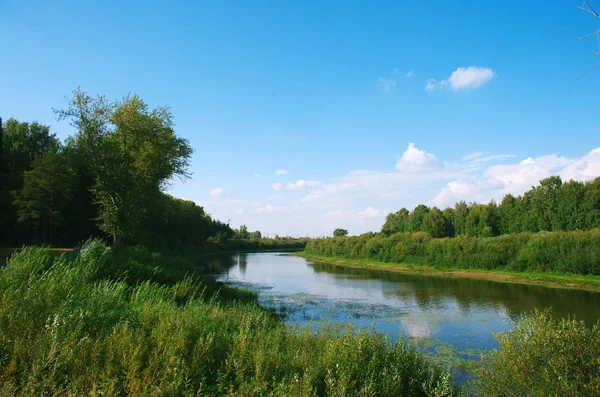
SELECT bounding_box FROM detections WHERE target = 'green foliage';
[475,310,600,396]
[306,229,600,275]
[55,89,193,244]
[333,228,349,237]
[380,176,600,238]
[0,242,458,396]
[12,147,75,243]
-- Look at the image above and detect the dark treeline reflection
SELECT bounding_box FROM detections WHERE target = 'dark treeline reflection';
[308,261,600,326]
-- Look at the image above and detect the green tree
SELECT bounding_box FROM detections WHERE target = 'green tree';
[56,89,193,245]
[465,202,499,237]
[333,228,348,237]
[0,119,59,243]
[408,204,429,232]
[422,207,452,238]
[453,201,469,236]
[529,176,563,231]
[237,224,249,239]
[12,147,74,244]
[381,208,409,235]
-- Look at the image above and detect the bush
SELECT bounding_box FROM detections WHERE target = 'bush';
[306,230,600,275]
[474,310,600,396]
[0,241,459,396]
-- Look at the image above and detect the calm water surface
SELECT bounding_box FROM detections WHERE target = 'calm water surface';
[202,252,600,368]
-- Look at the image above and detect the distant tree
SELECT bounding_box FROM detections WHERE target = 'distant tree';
[422,207,452,238]
[466,202,499,237]
[333,228,348,237]
[13,147,74,244]
[237,224,249,239]
[0,118,59,243]
[442,207,456,237]
[408,204,430,232]
[558,180,586,231]
[528,176,563,231]
[56,89,193,245]
[249,230,262,240]
[381,208,409,235]
[453,201,469,236]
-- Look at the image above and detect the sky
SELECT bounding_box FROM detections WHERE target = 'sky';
[1,0,600,237]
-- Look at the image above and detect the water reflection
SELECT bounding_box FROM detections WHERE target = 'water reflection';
[201,252,600,366]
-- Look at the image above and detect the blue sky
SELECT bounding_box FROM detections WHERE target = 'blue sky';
[2,0,600,236]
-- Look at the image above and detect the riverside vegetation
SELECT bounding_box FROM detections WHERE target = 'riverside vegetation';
[2,90,600,395]
[0,241,459,396]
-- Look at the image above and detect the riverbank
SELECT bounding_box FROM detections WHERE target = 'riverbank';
[298,253,600,293]
[0,241,458,396]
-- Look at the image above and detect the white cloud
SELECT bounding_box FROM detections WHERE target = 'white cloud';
[176,143,600,238]
[254,173,261,177]
[272,183,282,191]
[358,206,379,218]
[378,77,397,92]
[405,69,415,78]
[395,143,443,173]
[431,148,600,208]
[209,187,224,197]
[426,66,495,92]
[275,169,288,175]
[255,204,282,214]
[287,179,321,190]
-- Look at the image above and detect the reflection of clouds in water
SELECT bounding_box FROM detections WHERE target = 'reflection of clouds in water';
[399,314,441,339]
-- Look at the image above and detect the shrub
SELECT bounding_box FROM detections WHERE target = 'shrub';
[474,310,600,396]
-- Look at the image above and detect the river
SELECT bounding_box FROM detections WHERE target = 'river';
[201,252,600,374]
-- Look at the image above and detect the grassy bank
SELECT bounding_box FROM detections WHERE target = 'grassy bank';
[299,253,600,292]
[0,241,458,396]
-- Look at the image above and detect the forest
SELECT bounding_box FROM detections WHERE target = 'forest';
[306,177,600,276]
[0,90,305,253]
[380,175,600,238]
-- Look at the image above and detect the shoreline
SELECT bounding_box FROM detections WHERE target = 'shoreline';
[297,253,600,293]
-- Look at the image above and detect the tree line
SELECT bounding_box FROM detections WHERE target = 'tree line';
[380,176,600,238]
[0,89,296,251]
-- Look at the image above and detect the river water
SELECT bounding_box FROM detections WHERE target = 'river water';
[203,252,600,371]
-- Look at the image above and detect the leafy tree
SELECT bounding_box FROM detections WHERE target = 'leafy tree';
[12,147,74,244]
[422,207,452,238]
[0,118,59,243]
[237,224,249,239]
[466,202,499,237]
[453,201,469,236]
[56,90,193,245]
[249,230,262,240]
[408,204,429,232]
[381,208,409,235]
[333,228,348,237]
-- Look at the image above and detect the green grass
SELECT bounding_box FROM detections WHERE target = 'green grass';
[0,240,459,396]
[299,253,600,292]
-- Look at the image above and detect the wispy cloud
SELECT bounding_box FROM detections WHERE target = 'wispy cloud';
[405,69,415,78]
[287,179,321,190]
[275,169,288,175]
[255,204,283,214]
[358,206,379,218]
[272,183,282,191]
[378,77,397,92]
[254,173,261,177]
[426,66,495,92]
[209,187,224,197]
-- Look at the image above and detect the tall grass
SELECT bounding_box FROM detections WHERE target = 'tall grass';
[0,240,458,396]
[475,310,600,396]
[306,229,600,275]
